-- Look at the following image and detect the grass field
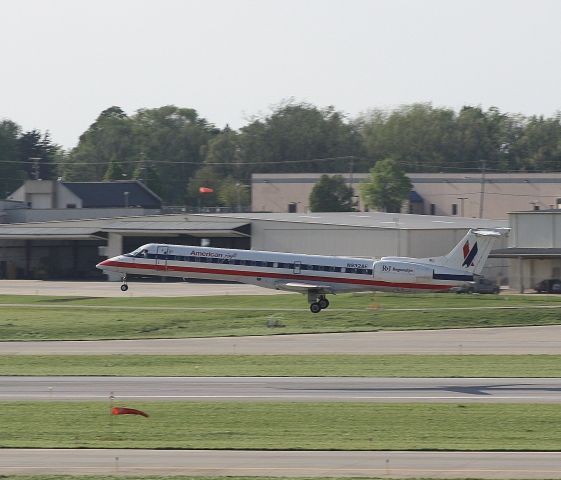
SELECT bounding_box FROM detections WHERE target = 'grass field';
[1,292,561,340]
[2,354,561,377]
[1,401,561,451]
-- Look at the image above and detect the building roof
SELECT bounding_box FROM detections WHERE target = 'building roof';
[104,221,250,237]
[62,181,161,209]
[0,216,250,239]
[192,212,508,230]
[509,209,561,214]
[253,172,561,184]
[0,211,506,242]
[491,248,561,258]
[409,190,423,203]
[0,226,105,240]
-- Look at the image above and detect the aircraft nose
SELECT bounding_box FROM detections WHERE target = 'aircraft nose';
[96,259,112,269]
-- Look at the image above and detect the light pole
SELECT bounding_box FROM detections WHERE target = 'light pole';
[457,197,467,217]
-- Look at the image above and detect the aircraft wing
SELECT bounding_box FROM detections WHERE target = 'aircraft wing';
[275,281,334,294]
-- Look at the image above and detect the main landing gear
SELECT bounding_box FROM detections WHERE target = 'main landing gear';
[120,275,128,292]
[309,293,330,314]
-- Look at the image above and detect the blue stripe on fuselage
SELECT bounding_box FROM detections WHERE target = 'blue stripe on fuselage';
[433,272,474,281]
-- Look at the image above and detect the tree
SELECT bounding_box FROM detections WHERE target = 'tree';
[357,103,457,172]
[17,130,60,180]
[0,120,23,196]
[360,159,412,213]
[453,106,514,171]
[132,158,162,197]
[357,103,532,173]
[133,105,218,204]
[63,106,136,181]
[237,101,364,175]
[103,155,125,180]
[309,174,355,212]
[185,165,221,208]
[64,105,218,204]
[508,114,561,171]
[202,126,241,178]
[217,177,251,211]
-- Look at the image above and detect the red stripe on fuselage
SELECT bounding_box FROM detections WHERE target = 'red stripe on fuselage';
[101,260,452,292]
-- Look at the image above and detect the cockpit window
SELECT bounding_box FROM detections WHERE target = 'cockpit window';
[125,246,149,257]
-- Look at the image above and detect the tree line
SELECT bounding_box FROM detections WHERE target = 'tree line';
[1,102,561,207]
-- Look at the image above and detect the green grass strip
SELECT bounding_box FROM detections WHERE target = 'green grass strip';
[1,293,561,341]
[2,291,561,308]
[1,402,560,451]
[2,354,561,377]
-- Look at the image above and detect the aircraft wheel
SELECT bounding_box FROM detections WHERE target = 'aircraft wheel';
[120,284,129,292]
[318,298,329,309]
[309,302,321,314]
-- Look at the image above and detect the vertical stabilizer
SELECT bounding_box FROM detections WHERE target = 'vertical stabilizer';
[429,228,508,275]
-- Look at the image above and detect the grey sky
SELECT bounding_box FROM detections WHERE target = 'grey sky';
[2,0,561,149]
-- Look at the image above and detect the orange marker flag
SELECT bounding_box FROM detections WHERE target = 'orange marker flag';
[112,406,149,418]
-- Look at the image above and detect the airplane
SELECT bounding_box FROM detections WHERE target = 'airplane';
[96,228,507,313]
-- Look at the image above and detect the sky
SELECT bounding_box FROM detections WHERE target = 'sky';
[2,0,561,149]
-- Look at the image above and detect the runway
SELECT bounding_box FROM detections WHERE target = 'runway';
[2,376,561,403]
[2,449,561,478]
[3,324,561,354]
[0,279,290,297]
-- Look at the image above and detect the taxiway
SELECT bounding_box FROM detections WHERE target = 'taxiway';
[2,376,561,403]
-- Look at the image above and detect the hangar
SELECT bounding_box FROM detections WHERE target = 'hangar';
[490,210,561,292]
[0,211,507,282]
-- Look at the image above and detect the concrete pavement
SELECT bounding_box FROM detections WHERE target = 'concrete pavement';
[2,449,561,478]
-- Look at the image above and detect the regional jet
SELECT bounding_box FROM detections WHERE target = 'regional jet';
[96,228,506,313]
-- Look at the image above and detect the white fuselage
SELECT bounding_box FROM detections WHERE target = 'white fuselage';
[97,243,473,293]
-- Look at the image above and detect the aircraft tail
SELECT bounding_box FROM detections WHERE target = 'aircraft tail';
[431,228,508,275]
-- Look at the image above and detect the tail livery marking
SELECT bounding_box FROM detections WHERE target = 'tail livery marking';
[462,241,478,268]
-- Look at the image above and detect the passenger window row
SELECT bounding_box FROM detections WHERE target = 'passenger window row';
[134,252,372,275]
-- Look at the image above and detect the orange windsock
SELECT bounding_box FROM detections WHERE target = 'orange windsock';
[112,406,149,418]
[199,187,214,193]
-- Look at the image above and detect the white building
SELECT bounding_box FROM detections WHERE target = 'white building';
[252,172,561,219]
[4,180,161,223]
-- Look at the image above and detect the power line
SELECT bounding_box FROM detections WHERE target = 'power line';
[0,155,362,166]
[0,154,559,175]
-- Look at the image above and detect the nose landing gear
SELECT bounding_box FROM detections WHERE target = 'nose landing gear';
[120,276,128,292]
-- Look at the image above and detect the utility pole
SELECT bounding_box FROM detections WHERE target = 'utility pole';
[236,183,241,212]
[349,156,360,211]
[29,157,41,180]
[348,157,354,187]
[479,159,486,218]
